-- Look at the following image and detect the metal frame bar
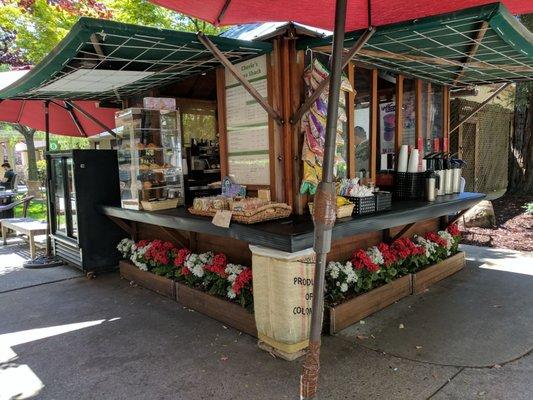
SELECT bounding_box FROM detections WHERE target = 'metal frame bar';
[290,27,375,125]
[449,83,510,134]
[196,31,284,125]
[63,101,117,138]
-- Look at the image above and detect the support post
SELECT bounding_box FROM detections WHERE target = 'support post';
[197,32,283,125]
[290,27,375,125]
[300,0,347,398]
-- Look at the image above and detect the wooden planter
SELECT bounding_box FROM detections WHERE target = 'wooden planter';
[412,251,465,294]
[176,283,257,338]
[119,260,175,299]
[327,274,412,334]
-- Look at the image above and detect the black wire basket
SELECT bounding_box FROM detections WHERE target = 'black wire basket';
[374,191,392,212]
[347,195,376,216]
[394,172,425,200]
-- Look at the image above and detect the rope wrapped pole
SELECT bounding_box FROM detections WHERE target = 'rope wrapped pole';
[300,0,347,398]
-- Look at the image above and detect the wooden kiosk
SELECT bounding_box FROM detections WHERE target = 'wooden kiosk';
[1,4,531,359]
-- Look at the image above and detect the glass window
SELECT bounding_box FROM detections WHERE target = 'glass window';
[354,67,372,178]
[180,102,217,147]
[377,73,396,171]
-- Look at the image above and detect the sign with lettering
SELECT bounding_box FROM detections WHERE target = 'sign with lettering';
[225,55,270,185]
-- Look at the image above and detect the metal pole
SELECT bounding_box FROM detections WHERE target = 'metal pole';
[63,100,117,138]
[44,100,53,257]
[300,0,347,398]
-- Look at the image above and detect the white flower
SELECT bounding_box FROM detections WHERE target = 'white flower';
[415,236,437,258]
[227,289,236,299]
[117,238,134,257]
[327,261,340,279]
[340,282,348,292]
[438,231,454,253]
[367,246,384,265]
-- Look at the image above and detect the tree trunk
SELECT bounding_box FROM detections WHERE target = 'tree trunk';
[508,86,533,194]
[14,124,39,181]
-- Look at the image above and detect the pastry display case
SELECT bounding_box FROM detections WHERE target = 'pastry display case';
[115,108,185,210]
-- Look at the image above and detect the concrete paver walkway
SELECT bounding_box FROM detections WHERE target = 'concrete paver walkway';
[0,243,531,399]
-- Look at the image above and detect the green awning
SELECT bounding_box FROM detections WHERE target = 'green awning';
[298,3,533,87]
[0,17,272,101]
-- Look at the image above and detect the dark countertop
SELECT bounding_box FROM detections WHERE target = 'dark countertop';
[99,192,485,253]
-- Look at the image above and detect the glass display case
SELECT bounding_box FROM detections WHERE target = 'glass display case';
[115,108,185,210]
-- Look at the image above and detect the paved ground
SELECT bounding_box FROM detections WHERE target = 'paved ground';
[0,242,531,400]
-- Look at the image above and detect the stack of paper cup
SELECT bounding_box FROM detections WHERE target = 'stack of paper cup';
[407,149,419,173]
[421,159,427,172]
[397,145,408,172]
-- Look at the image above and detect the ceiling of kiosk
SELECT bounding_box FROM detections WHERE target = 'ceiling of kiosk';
[0,17,272,101]
[298,3,533,87]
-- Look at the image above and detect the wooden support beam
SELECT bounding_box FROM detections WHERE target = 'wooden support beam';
[453,21,489,86]
[197,32,283,126]
[390,222,416,243]
[370,69,378,182]
[448,208,469,226]
[159,226,189,248]
[415,79,423,150]
[443,86,450,152]
[215,67,229,178]
[450,83,510,134]
[281,38,294,205]
[108,216,132,236]
[289,27,375,125]
[395,75,404,152]
[347,62,356,178]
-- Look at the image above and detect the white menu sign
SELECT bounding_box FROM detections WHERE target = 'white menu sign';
[225,55,270,185]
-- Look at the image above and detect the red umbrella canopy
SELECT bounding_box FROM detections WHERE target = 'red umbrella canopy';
[0,100,118,137]
[150,0,533,30]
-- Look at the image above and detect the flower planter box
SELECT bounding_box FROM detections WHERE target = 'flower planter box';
[176,283,257,338]
[412,251,465,294]
[327,274,412,334]
[119,260,175,299]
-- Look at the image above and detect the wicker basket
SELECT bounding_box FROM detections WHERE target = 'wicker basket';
[374,191,392,212]
[141,198,179,211]
[188,203,292,224]
[347,196,376,216]
[308,202,354,219]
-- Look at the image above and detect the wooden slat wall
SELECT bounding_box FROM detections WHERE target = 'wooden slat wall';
[443,86,450,152]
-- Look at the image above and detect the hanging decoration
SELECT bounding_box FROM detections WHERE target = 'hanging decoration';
[299,59,353,195]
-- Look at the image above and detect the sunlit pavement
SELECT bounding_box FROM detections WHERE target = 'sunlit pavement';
[0,243,531,400]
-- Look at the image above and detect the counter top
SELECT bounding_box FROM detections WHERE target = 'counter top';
[99,192,485,253]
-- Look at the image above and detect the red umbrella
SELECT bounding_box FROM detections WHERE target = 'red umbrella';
[148,1,533,399]
[0,99,118,137]
[150,0,532,30]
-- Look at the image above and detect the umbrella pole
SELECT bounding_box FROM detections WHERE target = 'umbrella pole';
[300,0,347,398]
[23,100,62,268]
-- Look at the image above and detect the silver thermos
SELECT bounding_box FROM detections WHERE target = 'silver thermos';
[425,171,439,201]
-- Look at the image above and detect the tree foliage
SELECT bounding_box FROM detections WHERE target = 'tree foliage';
[0,0,223,66]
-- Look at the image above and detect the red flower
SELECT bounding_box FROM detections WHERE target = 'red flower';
[446,224,460,237]
[231,268,253,296]
[212,253,227,268]
[351,248,379,273]
[205,262,227,278]
[378,243,397,267]
[391,238,424,259]
[137,239,150,248]
[174,248,191,267]
[425,231,447,248]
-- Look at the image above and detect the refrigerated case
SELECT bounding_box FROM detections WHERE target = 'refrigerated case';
[48,150,124,272]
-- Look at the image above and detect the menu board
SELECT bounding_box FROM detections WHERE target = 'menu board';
[225,55,270,185]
